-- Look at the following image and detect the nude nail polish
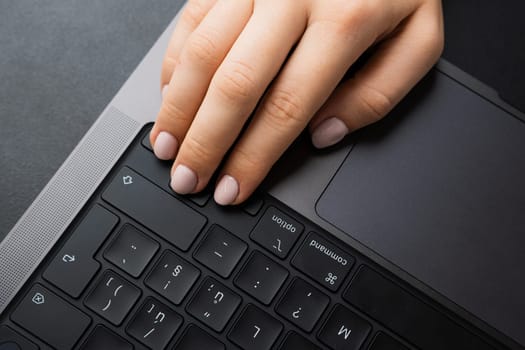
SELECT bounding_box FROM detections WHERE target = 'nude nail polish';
[153,131,178,160]
[214,175,239,206]
[311,117,349,149]
[171,165,197,194]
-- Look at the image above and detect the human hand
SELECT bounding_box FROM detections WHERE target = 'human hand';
[150,0,444,205]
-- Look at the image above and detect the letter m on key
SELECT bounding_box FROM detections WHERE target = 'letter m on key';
[338,325,352,340]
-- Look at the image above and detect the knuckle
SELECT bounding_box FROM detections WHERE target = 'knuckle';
[163,55,179,71]
[184,31,220,67]
[213,61,258,102]
[161,56,179,82]
[337,0,377,28]
[230,147,265,175]
[183,135,215,163]
[358,84,394,122]
[182,0,211,28]
[261,88,305,132]
[159,100,193,126]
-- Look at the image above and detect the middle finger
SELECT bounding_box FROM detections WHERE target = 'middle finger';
[170,0,308,194]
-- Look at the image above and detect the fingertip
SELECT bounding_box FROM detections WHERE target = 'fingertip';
[214,175,239,206]
[311,117,349,148]
[170,164,198,194]
[153,131,179,160]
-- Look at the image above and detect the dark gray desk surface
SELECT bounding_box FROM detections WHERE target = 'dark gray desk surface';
[1,0,524,241]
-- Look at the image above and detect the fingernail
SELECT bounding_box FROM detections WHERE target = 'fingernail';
[214,175,239,206]
[153,131,178,160]
[171,165,197,194]
[311,117,349,148]
[162,85,168,99]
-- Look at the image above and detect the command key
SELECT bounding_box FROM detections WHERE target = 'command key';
[292,233,354,291]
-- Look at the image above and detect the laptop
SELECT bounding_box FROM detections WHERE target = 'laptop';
[1,5,524,350]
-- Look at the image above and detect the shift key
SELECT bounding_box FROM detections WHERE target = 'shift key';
[102,167,207,251]
[11,284,91,349]
[292,233,354,291]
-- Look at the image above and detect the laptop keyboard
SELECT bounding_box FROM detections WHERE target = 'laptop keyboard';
[0,125,505,349]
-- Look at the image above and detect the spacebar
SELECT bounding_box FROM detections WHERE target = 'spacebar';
[102,167,207,251]
[344,266,496,350]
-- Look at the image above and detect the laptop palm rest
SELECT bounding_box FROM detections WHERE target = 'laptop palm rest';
[316,70,525,344]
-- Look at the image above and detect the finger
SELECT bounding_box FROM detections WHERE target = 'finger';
[309,0,444,148]
[171,0,307,195]
[213,10,385,205]
[160,0,217,89]
[151,0,253,160]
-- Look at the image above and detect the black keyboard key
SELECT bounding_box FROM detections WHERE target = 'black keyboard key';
[43,205,118,297]
[292,233,354,291]
[250,207,303,258]
[189,190,212,207]
[242,196,264,216]
[145,250,200,305]
[369,332,409,350]
[0,326,38,350]
[193,225,247,278]
[186,277,241,332]
[175,325,225,350]
[275,278,329,332]
[84,271,140,325]
[102,167,207,251]
[127,297,183,349]
[235,251,288,305]
[104,224,159,277]
[11,284,91,349]
[0,342,20,350]
[344,266,494,350]
[279,332,321,350]
[228,304,283,350]
[318,304,371,350]
[80,326,132,350]
[142,132,153,151]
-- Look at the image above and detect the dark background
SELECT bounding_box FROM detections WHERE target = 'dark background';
[1,0,524,241]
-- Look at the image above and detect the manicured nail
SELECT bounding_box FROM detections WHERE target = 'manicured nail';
[153,131,178,160]
[171,165,197,194]
[162,85,168,99]
[311,117,349,148]
[214,175,239,206]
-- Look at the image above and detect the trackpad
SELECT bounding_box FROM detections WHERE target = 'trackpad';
[316,71,525,345]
